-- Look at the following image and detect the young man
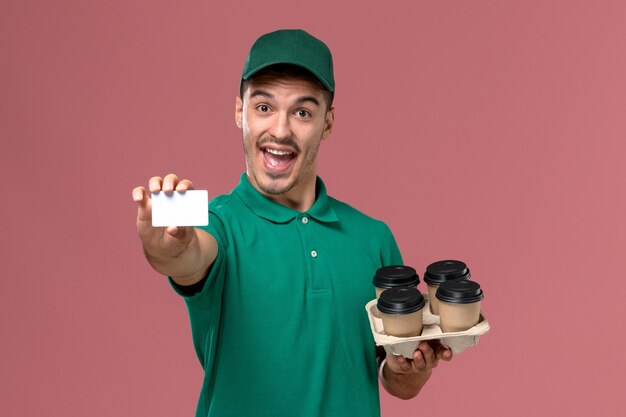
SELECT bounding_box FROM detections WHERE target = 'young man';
[132,29,452,417]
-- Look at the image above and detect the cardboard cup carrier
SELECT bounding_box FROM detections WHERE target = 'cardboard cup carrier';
[366,281,489,358]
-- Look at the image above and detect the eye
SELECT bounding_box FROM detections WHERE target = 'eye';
[296,109,311,118]
[257,104,270,113]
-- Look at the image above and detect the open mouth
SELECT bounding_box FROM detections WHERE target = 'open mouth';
[262,147,297,173]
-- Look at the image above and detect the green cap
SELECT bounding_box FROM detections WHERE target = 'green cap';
[242,29,335,92]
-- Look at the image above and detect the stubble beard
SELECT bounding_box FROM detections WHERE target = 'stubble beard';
[243,135,320,196]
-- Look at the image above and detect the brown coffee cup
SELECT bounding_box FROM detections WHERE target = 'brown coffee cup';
[372,265,420,299]
[377,287,425,337]
[436,279,484,333]
[423,260,471,315]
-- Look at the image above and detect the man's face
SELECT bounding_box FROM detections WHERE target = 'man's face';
[235,75,334,198]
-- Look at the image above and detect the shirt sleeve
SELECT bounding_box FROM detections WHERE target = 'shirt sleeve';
[168,206,228,310]
[384,223,404,266]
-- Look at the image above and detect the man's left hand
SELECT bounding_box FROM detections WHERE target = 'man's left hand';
[385,340,452,375]
[380,340,453,399]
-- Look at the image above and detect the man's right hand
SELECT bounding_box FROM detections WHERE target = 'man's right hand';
[132,173,217,285]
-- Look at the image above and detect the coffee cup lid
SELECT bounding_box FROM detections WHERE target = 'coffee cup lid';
[435,279,484,304]
[373,265,420,289]
[377,287,425,314]
[424,260,471,285]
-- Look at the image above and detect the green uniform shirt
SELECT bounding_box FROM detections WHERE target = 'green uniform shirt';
[172,173,403,417]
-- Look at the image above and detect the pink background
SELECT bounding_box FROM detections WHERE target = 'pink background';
[2,1,625,415]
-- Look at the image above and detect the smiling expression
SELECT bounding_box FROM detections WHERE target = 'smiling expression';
[236,74,334,209]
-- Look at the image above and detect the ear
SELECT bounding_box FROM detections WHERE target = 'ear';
[235,96,243,129]
[321,107,335,140]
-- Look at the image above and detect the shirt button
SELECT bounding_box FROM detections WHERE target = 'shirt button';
[302,216,309,224]
[311,250,318,258]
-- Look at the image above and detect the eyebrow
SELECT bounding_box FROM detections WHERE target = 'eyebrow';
[296,96,320,107]
[249,89,274,100]
[249,89,321,107]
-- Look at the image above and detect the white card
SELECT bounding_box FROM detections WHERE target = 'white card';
[151,190,209,227]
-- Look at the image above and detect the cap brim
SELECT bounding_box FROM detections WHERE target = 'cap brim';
[242,61,334,92]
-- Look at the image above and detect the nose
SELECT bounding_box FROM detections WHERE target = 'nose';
[267,111,292,140]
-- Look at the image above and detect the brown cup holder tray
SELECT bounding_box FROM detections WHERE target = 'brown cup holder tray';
[366,293,490,358]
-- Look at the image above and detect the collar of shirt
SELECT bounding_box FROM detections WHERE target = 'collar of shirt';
[233,173,339,224]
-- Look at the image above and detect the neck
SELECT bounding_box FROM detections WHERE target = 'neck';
[273,181,316,212]
[250,172,318,212]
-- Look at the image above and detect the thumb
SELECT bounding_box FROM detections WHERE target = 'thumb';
[165,225,194,241]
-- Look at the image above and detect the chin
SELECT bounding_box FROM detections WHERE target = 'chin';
[259,179,293,195]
